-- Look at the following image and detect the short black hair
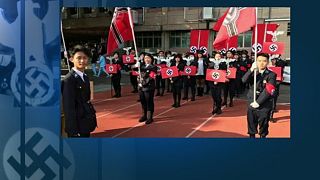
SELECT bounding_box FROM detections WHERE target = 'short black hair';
[71,45,91,58]
[144,53,155,63]
[257,53,270,60]
[174,54,183,61]
[226,50,235,55]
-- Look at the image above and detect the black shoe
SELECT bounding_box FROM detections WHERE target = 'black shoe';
[249,134,256,138]
[139,115,147,122]
[112,95,118,98]
[216,108,222,115]
[229,102,234,107]
[145,111,154,125]
[172,103,176,107]
[191,97,195,101]
[132,90,138,93]
[156,92,160,96]
[176,104,181,108]
[260,135,266,138]
[182,97,187,100]
[137,99,141,102]
[222,102,227,106]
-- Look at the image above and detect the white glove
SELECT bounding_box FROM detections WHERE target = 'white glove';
[138,83,143,87]
[64,51,68,59]
[250,101,260,108]
[250,61,257,72]
[134,61,140,68]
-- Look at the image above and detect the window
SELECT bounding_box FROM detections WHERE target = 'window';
[169,31,190,48]
[287,22,290,36]
[238,31,252,48]
[136,32,162,49]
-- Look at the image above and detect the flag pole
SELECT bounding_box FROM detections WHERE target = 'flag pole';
[61,20,70,72]
[197,30,201,50]
[253,7,258,103]
[127,7,142,83]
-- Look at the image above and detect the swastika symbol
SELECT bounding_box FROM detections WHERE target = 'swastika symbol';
[252,43,262,53]
[185,68,191,74]
[200,46,207,54]
[109,66,114,72]
[190,46,197,53]
[227,69,231,76]
[269,44,278,52]
[126,56,131,62]
[166,69,173,76]
[3,128,74,180]
[212,72,220,79]
[10,63,54,106]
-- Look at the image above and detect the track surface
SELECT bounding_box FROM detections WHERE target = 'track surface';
[91,86,290,138]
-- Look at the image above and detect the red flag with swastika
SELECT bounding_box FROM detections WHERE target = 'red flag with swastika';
[106,64,119,74]
[206,69,227,82]
[161,66,179,79]
[252,24,279,53]
[213,35,238,53]
[268,66,283,82]
[226,67,237,79]
[262,42,285,55]
[213,8,229,31]
[213,7,256,45]
[107,8,134,55]
[180,66,197,76]
[190,30,210,55]
[122,54,135,64]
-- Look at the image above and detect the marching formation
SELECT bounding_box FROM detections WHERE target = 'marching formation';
[61,7,289,138]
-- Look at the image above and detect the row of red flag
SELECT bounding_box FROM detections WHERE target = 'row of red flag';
[105,64,283,82]
[106,7,285,57]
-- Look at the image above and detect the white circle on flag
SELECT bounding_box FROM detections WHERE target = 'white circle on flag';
[200,46,208,55]
[185,67,191,74]
[166,69,173,76]
[109,66,114,72]
[190,46,197,53]
[226,69,231,76]
[126,56,131,62]
[212,72,220,80]
[269,44,279,52]
[252,43,262,53]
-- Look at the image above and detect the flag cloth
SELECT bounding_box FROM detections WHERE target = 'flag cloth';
[226,67,237,79]
[213,35,238,53]
[213,7,256,45]
[268,66,283,82]
[122,54,135,64]
[252,24,279,53]
[189,30,210,55]
[206,69,227,82]
[262,42,285,55]
[161,66,179,79]
[106,64,119,74]
[132,70,139,76]
[181,66,197,76]
[107,8,134,55]
[213,8,229,31]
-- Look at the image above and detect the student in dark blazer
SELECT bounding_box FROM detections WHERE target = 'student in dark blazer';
[62,45,97,137]
[170,54,186,108]
[110,52,123,98]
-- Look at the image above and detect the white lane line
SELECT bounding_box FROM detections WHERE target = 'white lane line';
[96,103,140,118]
[185,106,226,138]
[112,100,190,138]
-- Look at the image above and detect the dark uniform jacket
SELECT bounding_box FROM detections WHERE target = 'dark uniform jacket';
[207,60,228,87]
[242,69,277,108]
[137,64,157,91]
[170,60,186,87]
[62,69,97,134]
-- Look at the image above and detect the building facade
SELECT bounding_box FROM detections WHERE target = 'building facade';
[62,7,290,59]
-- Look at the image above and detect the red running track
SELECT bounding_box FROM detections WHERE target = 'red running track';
[91,86,290,138]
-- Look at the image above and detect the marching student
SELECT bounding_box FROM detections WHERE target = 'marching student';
[109,52,123,98]
[208,53,227,115]
[155,50,167,96]
[62,45,97,137]
[182,53,197,101]
[269,55,287,122]
[242,53,277,138]
[166,51,173,93]
[135,53,157,124]
[195,49,209,97]
[222,50,236,107]
[170,54,186,108]
[128,48,139,93]
[234,51,248,97]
